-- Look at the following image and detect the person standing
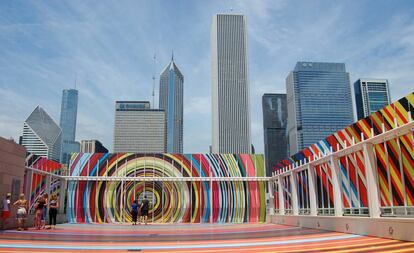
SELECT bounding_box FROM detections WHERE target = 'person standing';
[140,196,150,225]
[13,193,28,231]
[131,200,138,225]
[41,193,48,229]
[1,193,11,229]
[34,196,45,230]
[47,194,59,229]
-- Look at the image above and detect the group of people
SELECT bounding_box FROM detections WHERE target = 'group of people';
[33,193,59,230]
[0,192,59,231]
[131,195,150,225]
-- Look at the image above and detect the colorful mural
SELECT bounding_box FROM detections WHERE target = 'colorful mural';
[273,92,414,210]
[67,154,266,223]
[25,154,62,212]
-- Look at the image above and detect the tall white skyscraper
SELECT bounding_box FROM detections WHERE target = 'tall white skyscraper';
[21,106,62,162]
[159,56,184,153]
[211,14,251,154]
[113,101,166,153]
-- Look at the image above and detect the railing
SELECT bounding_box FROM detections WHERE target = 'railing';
[269,119,414,218]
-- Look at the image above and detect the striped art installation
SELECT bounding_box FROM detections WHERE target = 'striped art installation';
[25,154,62,212]
[273,92,414,212]
[67,154,266,223]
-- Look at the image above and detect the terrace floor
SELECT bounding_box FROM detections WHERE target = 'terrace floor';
[0,222,414,252]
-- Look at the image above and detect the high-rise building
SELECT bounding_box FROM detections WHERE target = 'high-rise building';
[21,106,62,162]
[354,78,391,120]
[262,94,288,176]
[211,13,251,154]
[80,140,108,153]
[286,62,354,154]
[113,101,166,153]
[159,56,184,153]
[60,89,79,164]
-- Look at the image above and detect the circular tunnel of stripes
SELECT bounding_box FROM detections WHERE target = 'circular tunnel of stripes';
[67,153,266,223]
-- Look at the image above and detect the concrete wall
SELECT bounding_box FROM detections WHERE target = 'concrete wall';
[0,137,26,229]
[270,214,414,242]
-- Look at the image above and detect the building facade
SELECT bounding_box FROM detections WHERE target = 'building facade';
[211,13,251,154]
[286,62,354,154]
[59,89,79,164]
[0,137,26,229]
[21,106,62,162]
[262,94,288,176]
[80,140,108,153]
[159,57,184,153]
[354,78,391,120]
[113,101,166,153]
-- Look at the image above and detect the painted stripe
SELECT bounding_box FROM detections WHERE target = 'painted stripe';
[0,234,361,250]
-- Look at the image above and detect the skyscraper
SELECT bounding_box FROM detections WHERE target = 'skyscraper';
[80,140,108,153]
[159,56,184,153]
[262,94,288,176]
[21,106,62,162]
[211,13,251,154]
[59,89,79,164]
[286,62,354,154]
[354,78,391,120]
[113,101,166,153]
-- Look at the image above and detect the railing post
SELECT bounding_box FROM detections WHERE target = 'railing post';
[59,178,67,214]
[45,175,52,197]
[307,164,317,216]
[268,179,275,215]
[329,156,343,217]
[277,176,285,215]
[24,169,33,202]
[290,172,299,215]
[363,143,381,218]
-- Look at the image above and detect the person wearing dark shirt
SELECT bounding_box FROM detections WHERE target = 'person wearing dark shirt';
[140,196,150,225]
[131,200,138,225]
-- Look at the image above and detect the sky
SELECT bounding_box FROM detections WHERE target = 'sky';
[0,0,414,154]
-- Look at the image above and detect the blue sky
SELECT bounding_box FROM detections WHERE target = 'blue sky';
[1,0,413,153]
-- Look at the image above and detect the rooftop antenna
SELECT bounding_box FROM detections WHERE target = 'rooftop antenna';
[74,74,77,90]
[171,50,174,61]
[152,54,156,108]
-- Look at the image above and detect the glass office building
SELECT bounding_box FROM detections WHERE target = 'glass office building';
[354,78,391,120]
[286,62,354,154]
[60,89,79,164]
[262,94,288,176]
[159,57,184,153]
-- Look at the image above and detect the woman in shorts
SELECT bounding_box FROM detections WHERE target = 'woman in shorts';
[13,194,28,231]
[34,196,45,230]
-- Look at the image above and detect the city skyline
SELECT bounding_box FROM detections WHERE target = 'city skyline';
[1,1,414,153]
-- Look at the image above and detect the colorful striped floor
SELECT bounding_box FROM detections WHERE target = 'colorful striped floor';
[0,223,413,252]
